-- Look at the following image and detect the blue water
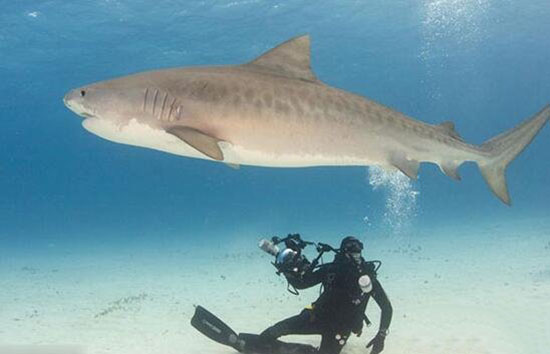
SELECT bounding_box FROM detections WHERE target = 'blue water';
[1,1,549,254]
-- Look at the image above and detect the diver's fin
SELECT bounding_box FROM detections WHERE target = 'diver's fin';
[190,306,239,349]
[167,127,224,161]
[477,105,550,205]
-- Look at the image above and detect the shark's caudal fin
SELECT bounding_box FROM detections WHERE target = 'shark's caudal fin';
[477,105,550,205]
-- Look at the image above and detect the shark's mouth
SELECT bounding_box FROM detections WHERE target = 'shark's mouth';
[64,99,96,119]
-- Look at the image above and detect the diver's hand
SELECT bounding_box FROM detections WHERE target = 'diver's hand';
[366,332,385,354]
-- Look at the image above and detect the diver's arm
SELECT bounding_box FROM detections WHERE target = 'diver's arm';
[371,279,393,334]
[288,264,329,289]
[366,279,392,354]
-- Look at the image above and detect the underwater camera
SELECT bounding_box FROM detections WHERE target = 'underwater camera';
[258,234,339,294]
[259,234,311,276]
[258,234,382,295]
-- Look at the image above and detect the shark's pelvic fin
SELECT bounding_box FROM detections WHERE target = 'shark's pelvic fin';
[478,104,550,205]
[390,152,420,179]
[167,126,224,161]
[244,35,318,82]
[225,163,240,170]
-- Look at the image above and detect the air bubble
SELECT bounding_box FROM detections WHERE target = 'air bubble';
[366,166,419,236]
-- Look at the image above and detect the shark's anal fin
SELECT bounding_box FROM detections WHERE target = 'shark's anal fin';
[389,152,419,179]
[244,35,318,82]
[440,162,462,180]
[167,126,224,161]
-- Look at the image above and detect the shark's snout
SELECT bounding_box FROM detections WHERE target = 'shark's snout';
[63,88,93,118]
[63,89,79,110]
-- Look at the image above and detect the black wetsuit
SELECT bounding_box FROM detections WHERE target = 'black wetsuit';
[242,255,393,354]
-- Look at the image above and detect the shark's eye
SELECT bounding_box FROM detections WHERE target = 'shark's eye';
[80,90,86,97]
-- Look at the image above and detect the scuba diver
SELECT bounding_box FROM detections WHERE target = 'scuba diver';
[191,234,393,354]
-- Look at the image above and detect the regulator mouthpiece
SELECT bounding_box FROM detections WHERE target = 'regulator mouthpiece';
[259,239,280,256]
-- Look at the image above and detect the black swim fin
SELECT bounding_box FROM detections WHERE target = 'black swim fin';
[191,306,318,354]
[191,305,240,349]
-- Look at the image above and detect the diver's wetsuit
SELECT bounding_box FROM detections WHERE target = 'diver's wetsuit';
[241,255,393,354]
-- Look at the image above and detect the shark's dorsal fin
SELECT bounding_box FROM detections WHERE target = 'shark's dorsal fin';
[244,35,318,82]
[437,121,463,141]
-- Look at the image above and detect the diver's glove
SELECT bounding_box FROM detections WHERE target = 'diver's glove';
[366,331,387,354]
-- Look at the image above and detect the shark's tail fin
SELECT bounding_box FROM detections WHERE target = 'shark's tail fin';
[477,105,549,205]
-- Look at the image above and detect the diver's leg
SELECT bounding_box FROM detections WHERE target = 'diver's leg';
[238,333,317,354]
[260,309,320,339]
[237,310,320,353]
[318,330,351,354]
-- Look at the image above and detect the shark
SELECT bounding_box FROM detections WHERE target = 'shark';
[64,35,549,205]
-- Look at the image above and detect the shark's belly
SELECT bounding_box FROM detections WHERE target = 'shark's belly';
[82,117,383,167]
[221,143,377,167]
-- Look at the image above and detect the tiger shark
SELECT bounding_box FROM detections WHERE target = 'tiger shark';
[64,35,549,205]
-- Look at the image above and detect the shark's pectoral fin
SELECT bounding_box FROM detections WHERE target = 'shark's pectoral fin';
[440,162,462,181]
[167,126,224,161]
[389,152,419,179]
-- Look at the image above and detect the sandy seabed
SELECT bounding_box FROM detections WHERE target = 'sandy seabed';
[1,217,549,354]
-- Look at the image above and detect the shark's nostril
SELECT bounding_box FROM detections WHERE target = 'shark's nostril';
[80,90,86,97]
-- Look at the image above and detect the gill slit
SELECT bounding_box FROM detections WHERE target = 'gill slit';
[152,89,159,117]
[143,88,149,113]
[160,92,168,120]
[167,97,176,121]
